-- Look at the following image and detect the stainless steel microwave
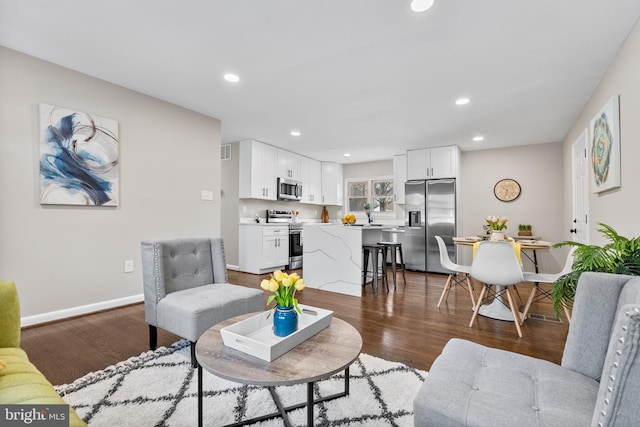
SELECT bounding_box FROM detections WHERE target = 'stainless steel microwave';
[277,178,303,201]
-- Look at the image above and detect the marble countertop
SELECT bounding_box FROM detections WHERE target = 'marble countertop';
[305,223,404,231]
[239,222,290,226]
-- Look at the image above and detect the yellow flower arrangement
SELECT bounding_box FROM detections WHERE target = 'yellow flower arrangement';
[260,270,306,314]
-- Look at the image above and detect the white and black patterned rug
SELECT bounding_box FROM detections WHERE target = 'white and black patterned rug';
[55,340,427,426]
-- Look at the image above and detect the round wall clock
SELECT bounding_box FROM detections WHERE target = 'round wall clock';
[494,179,521,202]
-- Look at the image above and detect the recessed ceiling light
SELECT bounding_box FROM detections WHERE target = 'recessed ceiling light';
[290,130,301,136]
[455,97,470,105]
[223,73,240,83]
[344,153,351,157]
[410,0,435,13]
[473,136,485,142]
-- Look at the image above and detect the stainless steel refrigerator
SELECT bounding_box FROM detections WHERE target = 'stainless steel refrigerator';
[404,179,456,273]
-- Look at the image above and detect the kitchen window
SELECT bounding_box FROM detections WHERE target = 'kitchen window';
[346,177,395,215]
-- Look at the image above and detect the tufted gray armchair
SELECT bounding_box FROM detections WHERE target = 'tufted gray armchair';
[141,237,264,365]
[414,271,640,426]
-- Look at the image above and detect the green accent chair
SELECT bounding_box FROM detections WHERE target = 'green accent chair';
[0,281,87,427]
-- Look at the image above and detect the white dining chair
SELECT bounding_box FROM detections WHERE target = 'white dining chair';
[469,241,525,337]
[521,246,576,324]
[435,235,475,308]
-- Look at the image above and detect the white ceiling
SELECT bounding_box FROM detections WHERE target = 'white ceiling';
[1,1,639,164]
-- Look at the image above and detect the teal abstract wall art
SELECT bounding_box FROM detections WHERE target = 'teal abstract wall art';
[590,96,621,194]
[39,104,119,206]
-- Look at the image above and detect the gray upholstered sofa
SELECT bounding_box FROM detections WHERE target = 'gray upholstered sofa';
[414,272,640,427]
[141,237,264,364]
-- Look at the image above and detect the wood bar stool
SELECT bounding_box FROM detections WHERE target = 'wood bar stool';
[362,244,388,294]
[377,241,407,288]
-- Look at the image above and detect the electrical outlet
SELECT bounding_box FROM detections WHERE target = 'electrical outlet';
[124,260,134,273]
[201,190,214,201]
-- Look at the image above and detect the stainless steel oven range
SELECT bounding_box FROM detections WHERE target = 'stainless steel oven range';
[288,223,303,269]
[266,210,303,270]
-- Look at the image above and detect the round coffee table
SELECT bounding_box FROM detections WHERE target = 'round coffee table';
[195,313,362,427]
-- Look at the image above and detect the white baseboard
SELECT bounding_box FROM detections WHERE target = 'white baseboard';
[21,293,144,327]
[226,264,239,271]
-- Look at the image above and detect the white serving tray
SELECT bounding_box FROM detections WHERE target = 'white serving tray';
[220,304,333,362]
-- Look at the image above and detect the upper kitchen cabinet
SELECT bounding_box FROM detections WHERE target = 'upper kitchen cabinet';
[239,139,278,200]
[321,162,344,206]
[406,146,460,180]
[300,156,322,204]
[393,154,407,204]
[277,149,301,181]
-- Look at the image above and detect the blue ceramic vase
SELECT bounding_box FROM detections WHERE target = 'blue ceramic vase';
[273,305,298,337]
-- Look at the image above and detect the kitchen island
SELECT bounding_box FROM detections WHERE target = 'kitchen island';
[303,223,402,296]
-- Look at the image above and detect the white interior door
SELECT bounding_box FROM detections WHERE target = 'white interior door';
[571,129,589,243]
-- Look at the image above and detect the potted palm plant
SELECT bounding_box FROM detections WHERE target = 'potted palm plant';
[552,223,640,316]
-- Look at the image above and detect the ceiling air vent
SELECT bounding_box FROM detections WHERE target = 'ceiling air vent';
[220,144,231,161]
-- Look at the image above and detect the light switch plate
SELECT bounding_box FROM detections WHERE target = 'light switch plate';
[201,190,214,201]
[124,260,134,273]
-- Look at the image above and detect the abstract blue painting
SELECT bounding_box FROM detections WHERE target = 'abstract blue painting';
[39,104,119,206]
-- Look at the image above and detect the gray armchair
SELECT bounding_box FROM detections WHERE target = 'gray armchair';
[414,271,640,426]
[141,237,264,365]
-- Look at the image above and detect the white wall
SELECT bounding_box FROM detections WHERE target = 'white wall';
[561,19,640,244]
[343,160,393,177]
[220,142,241,267]
[459,143,565,269]
[0,46,222,321]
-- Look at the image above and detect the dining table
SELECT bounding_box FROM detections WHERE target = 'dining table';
[453,236,552,321]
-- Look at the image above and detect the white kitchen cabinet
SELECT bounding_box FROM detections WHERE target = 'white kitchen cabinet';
[239,140,278,200]
[277,149,301,181]
[321,161,343,206]
[407,149,428,180]
[239,224,289,274]
[393,154,407,204]
[300,156,322,204]
[431,146,459,178]
[262,227,289,269]
[406,146,459,180]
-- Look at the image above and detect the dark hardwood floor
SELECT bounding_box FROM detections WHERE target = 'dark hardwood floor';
[21,269,570,385]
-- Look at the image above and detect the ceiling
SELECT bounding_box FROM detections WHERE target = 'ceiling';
[1,1,639,164]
